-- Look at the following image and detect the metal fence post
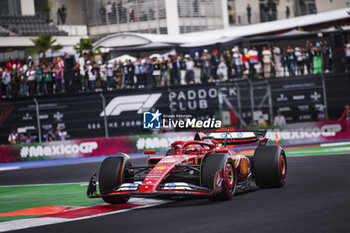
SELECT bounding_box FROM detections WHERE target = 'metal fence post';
[236,83,243,128]
[267,82,274,124]
[217,86,224,126]
[100,93,109,138]
[33,97,42,143]
[321,74,329,120]
[248,79,255,126]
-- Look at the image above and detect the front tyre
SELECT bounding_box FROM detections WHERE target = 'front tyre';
[99,156,132,204]
[253,146,287,188]
[201,153,237,201]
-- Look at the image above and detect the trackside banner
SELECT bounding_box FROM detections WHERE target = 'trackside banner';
[265,120,350,144]
[0,132,196,163]
[1,120,350,163]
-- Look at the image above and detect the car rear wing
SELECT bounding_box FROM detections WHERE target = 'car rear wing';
[207,131,267,146]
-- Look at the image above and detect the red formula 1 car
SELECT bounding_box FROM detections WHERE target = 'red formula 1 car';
[87,131,287,203]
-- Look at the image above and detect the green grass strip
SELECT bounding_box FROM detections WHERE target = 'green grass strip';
[0,183,102,222]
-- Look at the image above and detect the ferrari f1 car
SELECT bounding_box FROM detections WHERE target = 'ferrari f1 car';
[87,131,287,203]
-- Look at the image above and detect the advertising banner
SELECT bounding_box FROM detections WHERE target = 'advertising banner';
[1,120,350,164]
[266,120,350,144]
[0,132,196,163]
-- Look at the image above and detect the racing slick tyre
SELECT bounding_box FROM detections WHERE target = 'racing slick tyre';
[253,145,287,188]
[98,156,133,204]
[201,153,237,201]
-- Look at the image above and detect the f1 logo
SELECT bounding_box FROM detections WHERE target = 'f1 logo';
[143,110,162,129]
[100,93,162,117]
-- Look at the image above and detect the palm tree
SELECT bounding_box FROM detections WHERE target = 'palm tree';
[74,38,103,59]
[29,34,63,59]
[74,38,95,56]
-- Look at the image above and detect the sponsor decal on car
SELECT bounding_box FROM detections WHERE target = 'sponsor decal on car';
[128,183,138,191]
[165,183,176,190]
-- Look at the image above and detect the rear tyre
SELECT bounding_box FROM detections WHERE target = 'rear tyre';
[253,146,287,188]
[201,153,237,201]
[98,156,132,204]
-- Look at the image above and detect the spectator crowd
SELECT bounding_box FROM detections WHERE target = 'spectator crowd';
[8,125,65,144]
[1,39,348,98]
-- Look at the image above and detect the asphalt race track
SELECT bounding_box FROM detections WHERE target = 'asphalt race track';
[1,154,350,233]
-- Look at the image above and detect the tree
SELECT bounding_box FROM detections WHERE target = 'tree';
[29,34,63,59]
[74,38,98,57]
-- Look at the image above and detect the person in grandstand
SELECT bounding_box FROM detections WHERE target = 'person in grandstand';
[247,47,259,79]
[55,125,65,141]
[262,46,272,78]
[53,63,63,93]
[217,54,228,81]
[339,105,350,120]
[286,45,296,76]
[2,68,11,98]
[185,54,195,83]
[169,55,179,85]
[246,4,251,24]
[273,111,287,127]
[134,58,143,88]
[26,66,35,96]
[210,49,219,81]
[152,57,161,86]
[143,57,154,88]
[312,42,322,74]
[294,47,304,76]
[201,49,211,83]
[106,62,114,90]
[114,60,123,89]
[87,61,97,92]
[72,62,81,92]
[46,128,55,142]
[96,61,104,91]
[224,50,233,79]
[25,132,33,144]
[160,57,169,86]
[18,68,27,97]
[35,65,43,95]
[232,47,243,78]
[179,55,187,85]
[8,130,18,144]
[272,45,282,77]
[43,65,52,95]
[27,56,34,68]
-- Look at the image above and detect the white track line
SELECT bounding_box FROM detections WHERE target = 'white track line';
[0,182,88,188]
[320,141,350,147]
[0,198,169,232]
[287,147,350,155]
[0,167,20,172]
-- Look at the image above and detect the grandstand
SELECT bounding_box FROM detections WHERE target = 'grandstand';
[0,15,67,36]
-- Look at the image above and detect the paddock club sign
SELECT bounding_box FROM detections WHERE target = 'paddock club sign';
[168,85,237,112]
